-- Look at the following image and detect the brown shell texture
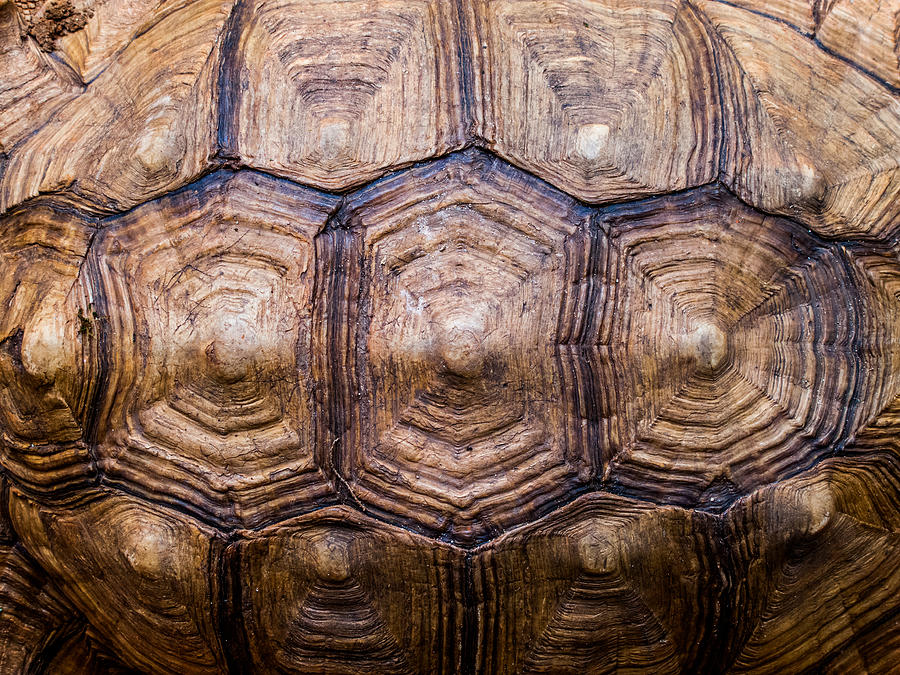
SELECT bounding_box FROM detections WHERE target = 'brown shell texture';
[1,0,900,672]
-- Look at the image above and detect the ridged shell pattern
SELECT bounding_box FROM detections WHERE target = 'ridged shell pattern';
[1,0,899,672]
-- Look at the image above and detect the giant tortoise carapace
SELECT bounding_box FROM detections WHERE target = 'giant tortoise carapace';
[1,0,900,672]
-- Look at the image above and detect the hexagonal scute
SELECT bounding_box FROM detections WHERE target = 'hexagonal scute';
[472,493,722,674]
[467,0,720,203]
[93,170,340,529]
[327,150,598,544]
[8,488,228,674]
[219,0,468,191]
[230,506,465,673]
[593,185,897,510]
[0,203,100,497]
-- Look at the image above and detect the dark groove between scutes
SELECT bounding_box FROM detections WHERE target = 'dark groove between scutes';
[0,147,885,541]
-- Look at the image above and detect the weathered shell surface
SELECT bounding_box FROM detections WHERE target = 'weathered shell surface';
[1,0,899,672]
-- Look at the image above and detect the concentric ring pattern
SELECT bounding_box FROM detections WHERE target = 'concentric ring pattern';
[1,0,900,672]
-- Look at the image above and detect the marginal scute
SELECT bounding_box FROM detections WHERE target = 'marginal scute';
[0,3,80,154]
[817,0,900,90]
[220,0,468,190]
[233,506,465,674]
[0,204,98,495]
[470,0,720,202]
[8,488,228,674]
[707,0,819,34]
[472,493,721,674]
[52,0,187,84]
[93,170,340,529]
[0,0,232,215]
[723,454,900,673]
[0,543,82,672]
[700,0,900,241]
[330,150,596,544]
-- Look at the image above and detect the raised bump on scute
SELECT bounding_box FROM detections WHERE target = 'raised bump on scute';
[790,157,826,207]
[578,527,620,576]
[20,294,76,386]
[782,481,836,541]
[317,119,352,161]
[202,307,261,384]
[121,518,178,581]
[681,322,729,374]
[433,309,489,379]
[134,122,185,175]
[574,123,611,162]
[309,531,353,583]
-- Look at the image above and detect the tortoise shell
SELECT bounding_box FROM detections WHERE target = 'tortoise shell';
[1,0,899,672]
